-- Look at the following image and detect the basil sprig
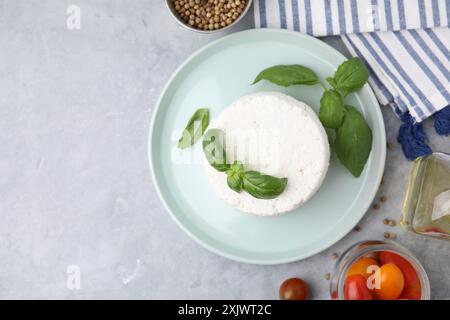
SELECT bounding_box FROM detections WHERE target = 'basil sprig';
[253,58,372,177]
[252,65,319,87]
[321,59,372,177]
[203,129,288,199]
[178,108,209,149]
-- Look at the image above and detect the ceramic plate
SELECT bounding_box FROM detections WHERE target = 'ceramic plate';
[149,29,386,264]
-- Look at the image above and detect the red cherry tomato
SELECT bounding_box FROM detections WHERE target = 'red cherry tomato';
[344,275,374,300]
[331,290,338,300]
[279,278,309,300]
[424,227,443,234]
[379,251,421,300]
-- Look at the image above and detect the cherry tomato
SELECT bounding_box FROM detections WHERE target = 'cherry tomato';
[347,257,379,280]
[374,263,405,300]
[424,227,443,234]
[331,290,338,300]
[344,275,373,300]
[279,278,309,300]
[379,251,421,300]
[364,251,380,260]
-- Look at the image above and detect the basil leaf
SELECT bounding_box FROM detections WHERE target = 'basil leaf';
[326,77,337,90]
[252,65,319,87]
[226,161,244,192]
[202,129,230,172]
[319,90,345,129]
[333,58,369,96]
[334,106,372,177]
[204,131,288,198]
[242,171,288,199]
[178,108,209,149]
[325,128,336,157]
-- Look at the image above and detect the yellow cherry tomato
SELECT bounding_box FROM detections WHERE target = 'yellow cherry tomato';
[347,257,379,279]
[375,263,405,300]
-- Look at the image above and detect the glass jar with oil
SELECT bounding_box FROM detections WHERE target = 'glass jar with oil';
[401,152,450,240]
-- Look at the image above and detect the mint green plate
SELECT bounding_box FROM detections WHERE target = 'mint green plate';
[149,29,385,264]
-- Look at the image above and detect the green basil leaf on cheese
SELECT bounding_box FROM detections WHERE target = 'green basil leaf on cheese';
[226,161,244,193]
[202,129,230,172]
[242,171,288,199]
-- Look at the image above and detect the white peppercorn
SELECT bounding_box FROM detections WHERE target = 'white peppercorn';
[172,0,247,30]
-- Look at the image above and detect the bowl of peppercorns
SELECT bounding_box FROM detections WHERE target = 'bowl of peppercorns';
[166,0,252,33]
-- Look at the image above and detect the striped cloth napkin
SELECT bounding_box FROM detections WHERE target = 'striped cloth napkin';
[254,0,450,159]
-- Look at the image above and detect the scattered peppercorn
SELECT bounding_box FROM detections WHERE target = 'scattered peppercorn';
[354,225,361,232]
[383,218,397,227]
[331,253,339,260]
[380,196,387,202]
[372,203,380,210]
[324,273,331,280]
[384,232,397,239]
[172,0,247,31]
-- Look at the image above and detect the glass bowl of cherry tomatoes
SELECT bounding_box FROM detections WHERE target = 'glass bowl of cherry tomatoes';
[330,240,430,300]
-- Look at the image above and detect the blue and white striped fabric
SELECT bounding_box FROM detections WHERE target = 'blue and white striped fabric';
[254,0,450,123]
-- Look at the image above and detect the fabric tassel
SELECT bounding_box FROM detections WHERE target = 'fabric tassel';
[434,105,450,136]
[397,112,432,161]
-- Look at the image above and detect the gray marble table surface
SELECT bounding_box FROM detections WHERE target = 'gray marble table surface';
[0,1,448,299]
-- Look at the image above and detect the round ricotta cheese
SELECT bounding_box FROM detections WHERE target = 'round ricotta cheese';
[204,92,330,216]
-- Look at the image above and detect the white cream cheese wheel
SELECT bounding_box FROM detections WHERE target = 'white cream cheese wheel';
[204,92,330,216]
